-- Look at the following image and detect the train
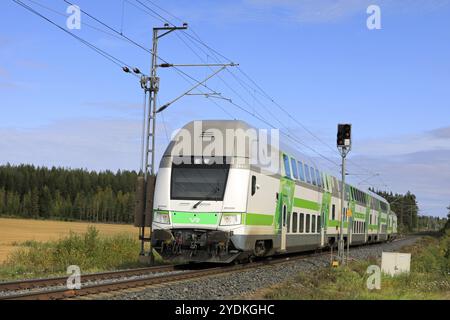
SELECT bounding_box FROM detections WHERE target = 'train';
[151,120,398,263]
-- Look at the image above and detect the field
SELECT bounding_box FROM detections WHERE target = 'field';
[261,232,450,300]
[0,218,138,264]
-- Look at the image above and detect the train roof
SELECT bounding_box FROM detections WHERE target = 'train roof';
[171,120,389,205]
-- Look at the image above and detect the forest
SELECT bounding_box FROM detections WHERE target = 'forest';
[371,189,446,232]
[0,164,446,230]
[0,164,137,223]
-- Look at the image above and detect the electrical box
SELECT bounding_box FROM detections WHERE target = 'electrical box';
[381,252,411,277]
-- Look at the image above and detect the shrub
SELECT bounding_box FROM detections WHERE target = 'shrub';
[1,226,146,279]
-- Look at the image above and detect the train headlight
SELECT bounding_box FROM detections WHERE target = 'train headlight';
[154,211,170,224]
[220,213,241,226]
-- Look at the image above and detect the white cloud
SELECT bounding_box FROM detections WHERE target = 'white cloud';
[346,127,450,217]
[180,0,450,25]
[0,118,170,172]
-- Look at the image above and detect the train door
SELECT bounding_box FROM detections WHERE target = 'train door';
[281,204,287,251]
[320,192,331,247]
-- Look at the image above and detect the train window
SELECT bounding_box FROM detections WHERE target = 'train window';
[323,175,329,190]
[331,204,336,220]
[300,213,305,233]
[312,215,316,233]
[306,214,311,233]
[310,168,317,186]
[317,215,321,231]
[316,169,322,187]
[283,154,291,179]
[297,161,306,182]
[171,162,230,201]
[304,165,312,184]
[293,212,298,233]
[287,210,291,232]
[291,158,299,180]
[251,175,257,196]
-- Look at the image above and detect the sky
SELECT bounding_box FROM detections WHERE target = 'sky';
[1,0,450,217]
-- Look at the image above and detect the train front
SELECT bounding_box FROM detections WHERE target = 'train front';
[151,120,253,263]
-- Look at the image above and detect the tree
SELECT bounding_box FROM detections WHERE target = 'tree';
[445,205,450,230]
[0,164,138,223]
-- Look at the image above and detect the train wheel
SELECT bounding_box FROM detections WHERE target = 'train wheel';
[254,240,266,257]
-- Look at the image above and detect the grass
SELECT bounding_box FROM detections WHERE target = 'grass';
[264,231,450,300]
[0,217,138,263]
[0,226,162,281]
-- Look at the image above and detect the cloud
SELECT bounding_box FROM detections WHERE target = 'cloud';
[354,126,450,157]
[430,126,450,139]
[0,118,170,172]
[181,0,450,25]
[244,0,373,23]
[14,59,49,70]
[0,67,9,78]
[345,127,450,217]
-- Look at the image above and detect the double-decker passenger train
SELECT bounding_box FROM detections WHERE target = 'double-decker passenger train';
[151,120,397,263]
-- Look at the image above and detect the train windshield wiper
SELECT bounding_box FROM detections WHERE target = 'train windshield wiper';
[193,186,220,209]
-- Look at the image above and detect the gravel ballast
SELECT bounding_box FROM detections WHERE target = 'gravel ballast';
[108,236,420,300]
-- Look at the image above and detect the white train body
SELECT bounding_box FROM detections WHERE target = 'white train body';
[151,120,397,263]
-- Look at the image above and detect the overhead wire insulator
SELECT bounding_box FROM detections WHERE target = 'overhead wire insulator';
[122,66,130,73]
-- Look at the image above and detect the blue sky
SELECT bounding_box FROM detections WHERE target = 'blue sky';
[1,0,450,217]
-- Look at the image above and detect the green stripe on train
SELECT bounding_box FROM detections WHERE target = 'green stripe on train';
[171,211,219,225]
[245,213,274,226]
[354,212,366,220]
[328,220,349,228]
[293,198,320,211]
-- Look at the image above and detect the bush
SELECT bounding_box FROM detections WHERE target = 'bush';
[0,227,146,279]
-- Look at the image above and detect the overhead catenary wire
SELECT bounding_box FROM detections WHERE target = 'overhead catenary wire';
[128,0,342,170]
[171,31,337,170]
[14,0,140,76]
[134,1,383,181]
[20,0,384,188]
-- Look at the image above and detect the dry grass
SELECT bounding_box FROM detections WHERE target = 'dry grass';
[0,218,138,263]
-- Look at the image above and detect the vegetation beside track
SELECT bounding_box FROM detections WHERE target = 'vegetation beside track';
[0,227,162,281]
[264,232,450,300]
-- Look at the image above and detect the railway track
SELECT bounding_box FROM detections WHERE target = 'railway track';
[0,251,329,300]
[0,237,411,300]
[0,264,179,295]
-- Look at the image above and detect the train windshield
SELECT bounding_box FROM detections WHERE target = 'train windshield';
[170,163,230,201]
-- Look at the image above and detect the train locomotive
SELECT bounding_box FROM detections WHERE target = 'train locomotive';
[151,120,397,263]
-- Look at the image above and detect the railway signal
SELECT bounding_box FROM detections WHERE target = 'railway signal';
[337,124,352,147]
[337,123,352,265]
